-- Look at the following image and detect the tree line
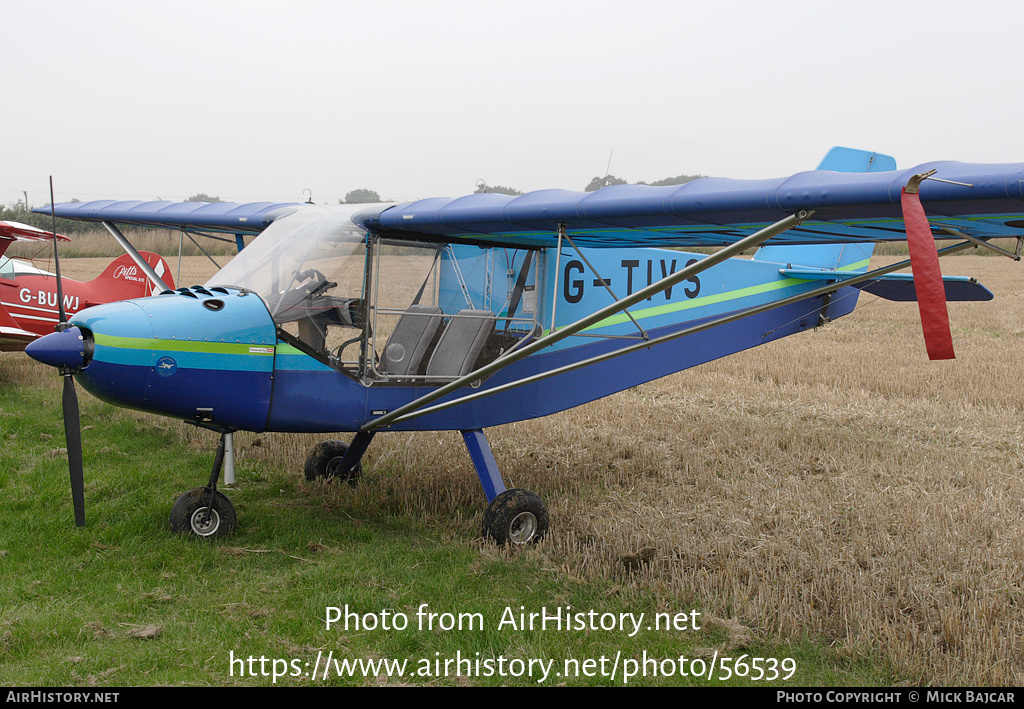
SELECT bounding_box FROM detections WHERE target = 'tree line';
[342,175,708,201]
[477,173,705,195]
[0,193,225,235]
[1,200,92,235]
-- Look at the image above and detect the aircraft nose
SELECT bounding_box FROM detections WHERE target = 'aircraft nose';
[26,326,94,371]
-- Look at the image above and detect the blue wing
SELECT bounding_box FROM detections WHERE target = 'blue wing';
[365,161,1024,248]
[35,200,301,234]
[35,160,1024,247]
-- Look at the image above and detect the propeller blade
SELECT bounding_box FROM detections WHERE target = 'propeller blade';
[49,176,69,327]
[62,375,85,527]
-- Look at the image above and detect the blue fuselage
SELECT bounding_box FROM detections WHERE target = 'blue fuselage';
[61,244,864,434]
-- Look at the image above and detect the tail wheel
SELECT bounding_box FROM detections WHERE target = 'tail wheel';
[482,488,548,545]
[169,486,237,539]
[304,440,361,483]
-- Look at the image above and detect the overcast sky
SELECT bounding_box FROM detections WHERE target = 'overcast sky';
[4,0,1023,207]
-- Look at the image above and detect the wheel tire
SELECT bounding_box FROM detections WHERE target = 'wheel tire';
[304,440,361,483]
[481,488,548,545]
[169,486,237,539]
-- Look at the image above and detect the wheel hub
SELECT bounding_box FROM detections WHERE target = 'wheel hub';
[189,507,221,537]
[508,511,538,544]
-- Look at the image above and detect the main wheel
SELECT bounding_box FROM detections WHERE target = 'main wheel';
[481,488,548,545]
[304,440,361,483]
[169,486,237,539]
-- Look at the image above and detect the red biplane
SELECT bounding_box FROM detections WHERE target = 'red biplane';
[0,220,174,351]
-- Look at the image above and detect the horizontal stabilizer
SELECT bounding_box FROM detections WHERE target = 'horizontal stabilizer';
[780,268,993,302]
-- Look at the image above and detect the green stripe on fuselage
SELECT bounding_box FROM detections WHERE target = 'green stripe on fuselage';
[575,257,871,333]
[92,333,275,356]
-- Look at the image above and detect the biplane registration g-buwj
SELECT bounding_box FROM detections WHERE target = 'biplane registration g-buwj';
[0,220,173,351]
[25,148,1023,544]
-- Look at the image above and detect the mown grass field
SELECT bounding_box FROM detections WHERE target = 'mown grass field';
[2,250,1023,686]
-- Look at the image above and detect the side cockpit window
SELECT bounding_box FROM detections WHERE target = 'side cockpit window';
[366,240,539,386]
[206,205,541,387]
[205,205,372,376]
[271,263,368,371]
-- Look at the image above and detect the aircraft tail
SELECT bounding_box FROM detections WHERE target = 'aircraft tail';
[87,252,176,300]
[753,147,897,272]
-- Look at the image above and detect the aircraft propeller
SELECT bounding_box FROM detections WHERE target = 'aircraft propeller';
[33,177,87,526]
[62,371,85,526]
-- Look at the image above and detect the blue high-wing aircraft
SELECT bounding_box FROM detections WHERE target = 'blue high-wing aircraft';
[25,148,1024,543]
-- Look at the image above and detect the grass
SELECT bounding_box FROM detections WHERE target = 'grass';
[0,366,891,687]
[0,383,888,688]
[2,253,1024,686]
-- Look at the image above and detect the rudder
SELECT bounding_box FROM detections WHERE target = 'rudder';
[88,251,175,300]
[753,147,896,271]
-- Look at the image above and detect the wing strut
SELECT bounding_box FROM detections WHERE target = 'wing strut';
[902,172,955,360]
[362,209,815,432]
[377,238,980,427]
[560,225,648,340]
[936,226,1023,261]
[101,221,172,292]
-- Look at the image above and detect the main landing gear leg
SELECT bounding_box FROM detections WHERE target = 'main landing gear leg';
[169,432,238,539]
[463,429,548,545]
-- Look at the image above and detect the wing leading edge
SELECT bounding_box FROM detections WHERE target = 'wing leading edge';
[364,161,1024,249]
[33,200,301,235]
[32,160,1024,249]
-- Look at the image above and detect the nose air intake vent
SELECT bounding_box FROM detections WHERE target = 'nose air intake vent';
[173,286,230,302]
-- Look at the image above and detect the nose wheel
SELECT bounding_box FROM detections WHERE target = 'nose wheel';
[169,432,237,539]
[170,486,237,538]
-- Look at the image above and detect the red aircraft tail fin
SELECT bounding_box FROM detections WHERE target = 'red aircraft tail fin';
[87,252,176,301]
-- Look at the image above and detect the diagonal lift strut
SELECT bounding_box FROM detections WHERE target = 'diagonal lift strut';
[362,209,815,432]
